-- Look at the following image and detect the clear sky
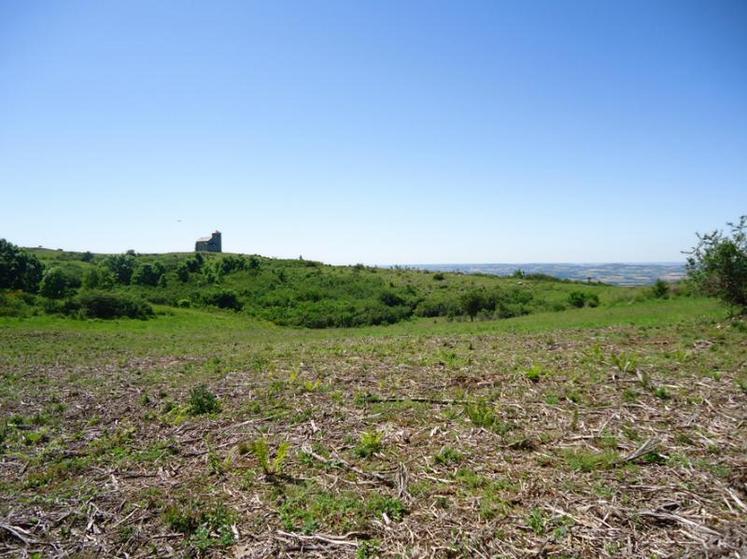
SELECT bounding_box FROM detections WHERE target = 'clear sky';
[1,1,745,264]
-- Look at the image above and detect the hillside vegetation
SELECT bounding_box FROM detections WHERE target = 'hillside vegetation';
[1,245,680,328]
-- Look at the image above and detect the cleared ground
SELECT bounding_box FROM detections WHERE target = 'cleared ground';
[1,298,745,558]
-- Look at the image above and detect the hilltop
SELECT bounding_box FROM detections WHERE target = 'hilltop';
[0,246,675,328]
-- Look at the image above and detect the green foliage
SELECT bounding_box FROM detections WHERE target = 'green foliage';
[568,291,599,308]
[76,292,154,319]
[651,279,670,299]
[13,244,665,328]
[82,267,115,290]
[201,289,243,311]
[0,239,44,292]
[103,254,136,285]
[527,507,547,535]
[250,438,290,476]
[464,399,511,435]
[460,290,486,320]
[132,263,165,286]
[187,384,221,415]
[563,449,619,472]
[355,430,383,458]
[368,494,407,521]
[687,216,747,312]
[39,267,77,299]
[434,447,463,465]
[163,500,236,551]
[525,364,545,383]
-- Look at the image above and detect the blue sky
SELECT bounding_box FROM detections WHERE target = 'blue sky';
[1,1,745,264]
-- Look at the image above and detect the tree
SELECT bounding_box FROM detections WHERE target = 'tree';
[686,216,747,312]
[103,254,136,284]
[82,267,115,290]
[460,290,486,321]
[39,268,71,299]
[0,239,44,292]
[132,263,164,286]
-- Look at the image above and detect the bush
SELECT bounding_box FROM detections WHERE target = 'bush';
[82,267,115,290]
[0,239,44,292]
[651,279,670,299]
[132,263,165,286]
[460,290,487,320]
[568,291,599,308]
[202,289,243,311]
[687,216,747,312]
[39,268,74,299]
[77,292,154,319]
[103,254,136,285]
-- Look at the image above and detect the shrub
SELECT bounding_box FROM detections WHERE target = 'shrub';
[39,267,75,299]
[460,290,487,320]
[202,289,243,311]
[687,216,747,312]
[187,384,221,415]
[651,279,670,299]
[568,291,586,308]
[568,291,599,308]
[132,263,165,286]
[82,267,115,290]
[0,239,44,292]
[103,254,136,285]
[77,292,154,319]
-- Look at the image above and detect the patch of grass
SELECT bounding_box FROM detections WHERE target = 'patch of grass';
[527,507,547,535]
[355,430,383,458]
[563,449,619,472]
[434,446,463,465]
[278,483,365,534]
[525,364,545,382]
[163,499,236,552]
[368,494,407,521]
[464,399,512,435]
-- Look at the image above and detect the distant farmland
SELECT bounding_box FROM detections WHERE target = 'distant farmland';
[412,262,686,286]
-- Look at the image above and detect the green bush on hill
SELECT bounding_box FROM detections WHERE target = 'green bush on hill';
[77,292,154,319]
[687,216,747,313]
[0,239,44,292]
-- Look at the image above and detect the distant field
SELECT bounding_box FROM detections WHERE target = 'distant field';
[1,294,744,558]
[413,262,686,286]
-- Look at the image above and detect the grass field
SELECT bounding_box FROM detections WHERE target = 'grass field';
[1,295,745,558]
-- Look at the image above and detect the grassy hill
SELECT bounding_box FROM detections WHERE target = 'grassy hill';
[4,247,676,328]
